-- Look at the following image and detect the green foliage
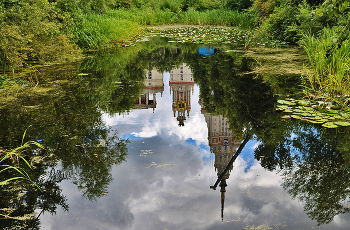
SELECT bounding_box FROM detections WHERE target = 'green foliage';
[181,0,222,11]
[252,0,281,21]
[1,127,43,188]
[300,27,350,105]
[0,0,79,72]
[179,8,257,29]
[259,4,299,43]
[225,0,253,11]
[72,13,142,49]
[106,8,178,25]
[159,0,183,13]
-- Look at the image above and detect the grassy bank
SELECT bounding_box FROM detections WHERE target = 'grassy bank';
[72,8,256,49]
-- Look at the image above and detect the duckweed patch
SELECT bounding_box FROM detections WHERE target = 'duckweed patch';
[277,99,350,128]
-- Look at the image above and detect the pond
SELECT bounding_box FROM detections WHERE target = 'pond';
[1,36,350,230]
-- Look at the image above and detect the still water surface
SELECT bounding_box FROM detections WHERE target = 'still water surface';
[1,38,350,229]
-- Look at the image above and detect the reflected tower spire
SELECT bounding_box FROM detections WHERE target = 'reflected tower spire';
[202,109,242,221]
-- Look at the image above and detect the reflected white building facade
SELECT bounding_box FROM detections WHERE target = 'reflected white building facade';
[137,68,164,110]
[169,63,194,126]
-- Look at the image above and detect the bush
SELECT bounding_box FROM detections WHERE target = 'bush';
[267,5,299,43]
[181,0,222,11]
[225,0,253,11]
[0,0,79,72]
[252,0,280,22]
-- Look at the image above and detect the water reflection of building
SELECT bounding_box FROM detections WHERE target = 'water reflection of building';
[203,110,242,221]
[169,63,194,126]
[137,68,164,110]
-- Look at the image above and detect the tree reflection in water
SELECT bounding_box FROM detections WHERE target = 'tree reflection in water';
[2,38,350,228]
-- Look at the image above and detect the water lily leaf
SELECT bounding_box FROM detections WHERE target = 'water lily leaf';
[293,109,305,113]
[291,115,301,119]
[281,115,291,119]
[277,105,292,109]
[309,120,325,124]
[315,119,329,123]
[301,113,313,117]
[333,115,343,119]
[322,122,339,128]
[278,100,296,105]
[298,100,311,106]
[334,121,350,126]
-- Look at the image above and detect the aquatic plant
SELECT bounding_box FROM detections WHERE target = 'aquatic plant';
[143,26,286,48]
[300,27,350,106]
[0,127,43,188]
[72,13,142,49]
[277,98,350,128]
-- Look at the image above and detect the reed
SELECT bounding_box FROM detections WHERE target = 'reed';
[300,27,350,105]
[178,9,257,29]
[0,127,43,189]
[106,8,256,29]
[72,13,143,49]
[106,8,179,25]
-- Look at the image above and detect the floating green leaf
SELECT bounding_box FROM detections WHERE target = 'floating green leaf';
[322,122,339,128]
[334,121,350,126]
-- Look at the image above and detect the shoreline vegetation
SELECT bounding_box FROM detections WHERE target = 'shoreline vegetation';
[0,0,349,104]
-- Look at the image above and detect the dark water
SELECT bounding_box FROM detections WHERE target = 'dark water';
[1,38,350,229]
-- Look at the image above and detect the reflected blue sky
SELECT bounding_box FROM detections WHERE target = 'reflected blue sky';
[39,70,350,230]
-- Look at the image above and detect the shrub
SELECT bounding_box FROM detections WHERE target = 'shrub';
[0,0,79,72]
[258,4,299,43]
[225,0,253,11]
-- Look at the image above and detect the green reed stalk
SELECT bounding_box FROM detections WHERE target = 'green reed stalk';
[0,126,43,189]
[300,27,350,105]
[72,13,143,49]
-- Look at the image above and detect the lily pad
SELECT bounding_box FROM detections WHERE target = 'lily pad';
[334,121,350,126]
[281,115,291,119]
[322,122,339,128]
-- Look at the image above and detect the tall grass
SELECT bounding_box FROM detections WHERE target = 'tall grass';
[72,13,143,49]
[300,27,350,104]
[179,9,257,29]
[106,8,257,29]
[106,8,179,25]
